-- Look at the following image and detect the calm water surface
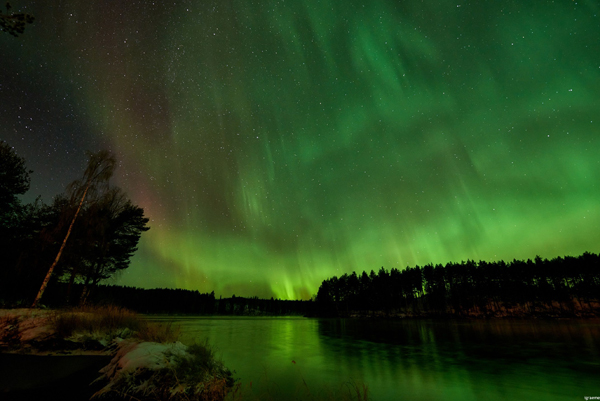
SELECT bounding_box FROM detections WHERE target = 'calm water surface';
[144,316,600,400]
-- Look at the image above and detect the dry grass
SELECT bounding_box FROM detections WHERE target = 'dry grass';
[0,315,21,346]
[52,305,181,344]
[135,320,182,343]
[53,305,143,338]
[169,340,235,400]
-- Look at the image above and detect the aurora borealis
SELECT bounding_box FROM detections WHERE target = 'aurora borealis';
[1,1,599,299]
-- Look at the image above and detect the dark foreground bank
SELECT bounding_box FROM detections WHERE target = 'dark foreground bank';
[0,354,111,401]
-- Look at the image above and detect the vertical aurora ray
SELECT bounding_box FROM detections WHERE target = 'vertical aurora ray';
[1,0,599,299]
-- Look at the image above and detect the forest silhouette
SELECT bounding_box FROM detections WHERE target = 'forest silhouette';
[315,253,600,318]
[27,252,600,318]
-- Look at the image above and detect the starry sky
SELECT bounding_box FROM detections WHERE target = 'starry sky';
[2,0,599,300]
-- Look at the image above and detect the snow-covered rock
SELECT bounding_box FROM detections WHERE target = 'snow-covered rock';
[92,339,234,400]
[1,309,235,400]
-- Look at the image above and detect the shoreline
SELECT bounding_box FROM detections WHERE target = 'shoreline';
[1,307,236,400]
[306,312,600,319]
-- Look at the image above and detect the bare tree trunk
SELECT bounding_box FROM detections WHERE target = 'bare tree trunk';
[32,184,90,308]
[79,281,90,306]
[79,261,98,306]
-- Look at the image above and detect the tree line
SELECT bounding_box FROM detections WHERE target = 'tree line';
[0,141,149,307]
[39,283,312,315]
[315,252,600,318]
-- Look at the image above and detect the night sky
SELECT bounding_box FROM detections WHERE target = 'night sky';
[2,1,599,300]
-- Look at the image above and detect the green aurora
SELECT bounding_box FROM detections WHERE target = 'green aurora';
[1,0,599,299]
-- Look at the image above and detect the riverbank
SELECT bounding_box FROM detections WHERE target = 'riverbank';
[310,300,600,319]
[0,307,235,400]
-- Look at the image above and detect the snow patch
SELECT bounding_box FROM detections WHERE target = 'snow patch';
[93,339,192,398]
[0,309,55,343]
[104,339,188,375]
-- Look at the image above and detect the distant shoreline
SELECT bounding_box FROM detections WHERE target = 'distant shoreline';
[307,311,600,319]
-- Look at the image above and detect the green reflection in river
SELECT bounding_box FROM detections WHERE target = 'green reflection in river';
[145,316,600,400]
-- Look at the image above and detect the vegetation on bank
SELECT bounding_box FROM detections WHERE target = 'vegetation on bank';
[52,305,181,343]
[0,306,181,353]
[315,252,600,318]
[0,306,235,401]
[93,339,234,401]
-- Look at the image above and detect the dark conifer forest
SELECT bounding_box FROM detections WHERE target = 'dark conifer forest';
[315,253,600,318]
[37,283,312,316]
[30,252,600,318]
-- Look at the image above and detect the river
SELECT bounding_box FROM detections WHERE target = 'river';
[144,316,600,400]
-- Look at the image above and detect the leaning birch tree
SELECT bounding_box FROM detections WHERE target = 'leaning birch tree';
[32,150,116,307]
